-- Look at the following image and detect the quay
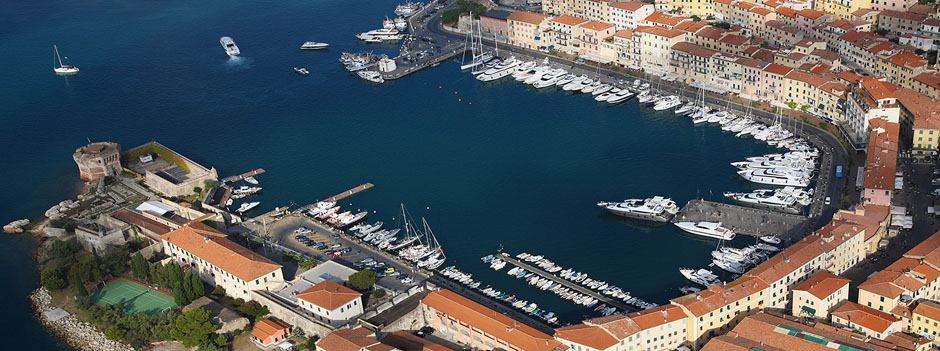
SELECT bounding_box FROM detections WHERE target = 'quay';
[221,168,266,183]
[498,254,639,313]
[672,200,809,241]
[325,182,374,202]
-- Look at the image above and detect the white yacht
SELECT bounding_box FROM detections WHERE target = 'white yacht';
[737,167,810,187]
[679,268,720,286]
[653,96,681,111]
[723,189,803,214]
[562,76,589,91]
[52,45,79,75]
[533,70,566,88]
[591,84,613,96]
[244,176,259,185]
[236,201,260,213]
[712,258,746,274]
[395,2,420,17]
[220,36,240,56]
[357,70,384,83]
[300,41,329,50]
[597,196,679,222]
[606,89,634,104]
[760,235,782,244]
[675,102,695,115]
[356,28,404,41]
[594,88,620,102]
[554,74,576,86]
[674,222,735,240]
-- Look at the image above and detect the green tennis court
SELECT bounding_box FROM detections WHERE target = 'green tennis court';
[90,278,178,315]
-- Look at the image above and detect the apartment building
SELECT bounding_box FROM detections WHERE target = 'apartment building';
[791,271,851,319]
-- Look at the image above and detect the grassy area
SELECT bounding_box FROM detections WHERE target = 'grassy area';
[122,142,191,172]
[442,0,487,25]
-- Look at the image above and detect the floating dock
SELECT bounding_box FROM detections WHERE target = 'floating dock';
[325,183,374,202]
[222,168,266,183]
[498,254,638,313]
[672,200,809,240]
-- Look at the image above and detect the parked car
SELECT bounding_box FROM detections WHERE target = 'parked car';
[384,267,395,274]
[825,197,831,205]
[329,243,342,249]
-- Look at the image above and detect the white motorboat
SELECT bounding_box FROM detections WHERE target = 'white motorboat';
[591,84,612,96]
[480,57,519,76]
[737,167,810,187]
[294,67,309,76]
[760,235,782,244]
[597,196,679,222]
[237,201,260,213]
[562,76,589,91]
[713,258,746,274]
[679,268,720,286]
[533,70,565,88]
[395,2,420,17]
[580,81,601,94]
[244,176,259,185]
[554,74,576,86]
[300,41,329,50]
[220,36,240,56]
[606,89,634,104]
[357,70,384,83]
[356,28,404,41]
[595,88,620,102]
[52,45,79,75]
[674,222,735,240]
[723,188,803,214]
[675,102,695,115]
[756,243,780,252]
[653,95,681,111]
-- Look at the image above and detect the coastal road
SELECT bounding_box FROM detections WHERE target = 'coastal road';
[419,12,850,235]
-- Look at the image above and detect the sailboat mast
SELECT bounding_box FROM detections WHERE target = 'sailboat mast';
[54,45,64,68]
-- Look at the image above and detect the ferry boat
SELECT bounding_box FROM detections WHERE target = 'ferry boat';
[52,45,79,75]
[679,268,721,286]
[597,196,679,222]
[220,36,240,56]
[674,221,735,240]
[737,167,810,187]
[236,201,259,213]
[358,71,384,83]
[723,188,803,214]
[300,41,329,50]
[394,2,421,17]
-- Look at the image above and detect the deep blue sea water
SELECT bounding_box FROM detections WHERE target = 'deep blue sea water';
[0,0,779,346]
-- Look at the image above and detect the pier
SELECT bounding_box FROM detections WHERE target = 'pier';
[498,254,638,313]
[325,183,374,202]
[222,168,266,183]
[673,200,809,240]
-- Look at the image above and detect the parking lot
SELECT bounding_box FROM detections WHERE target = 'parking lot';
[266,215,426,294]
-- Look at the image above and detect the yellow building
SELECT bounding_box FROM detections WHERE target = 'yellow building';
[653,0,711,17]
[554,305,689,351]
[549,15,590,54]
[583,0,611,22]
[911,300,940,342]
[831,301,904,340]
[507,11,553,50]
[821,0,873,20]
[791,271,851,319]
[858,231,940,314]
[670,276,768,348]
[912,72,940,99]
[877,52,932,90]
[612,29,635,68]
[634,25,686,76]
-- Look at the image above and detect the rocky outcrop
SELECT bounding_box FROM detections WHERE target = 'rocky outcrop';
[4,219,29,233]
[30,288,134,351]
[45,200,78,219]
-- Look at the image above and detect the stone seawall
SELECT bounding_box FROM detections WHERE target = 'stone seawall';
[29,288,134,351]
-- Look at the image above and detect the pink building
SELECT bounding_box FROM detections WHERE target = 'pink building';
[480,10,512,41]
[759,64,793,103]
[863,119,899,207]
[580,21,615,60]
[795,8,832,38]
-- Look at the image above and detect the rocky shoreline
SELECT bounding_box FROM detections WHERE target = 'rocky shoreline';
[29,288,134,351]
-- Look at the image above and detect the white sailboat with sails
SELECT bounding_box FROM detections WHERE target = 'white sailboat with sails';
[53,45,79,75]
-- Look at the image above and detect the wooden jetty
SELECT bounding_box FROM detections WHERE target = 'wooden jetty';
[325,183,374,202]
[499,254,638,313]
[672,200,809,239]
[222,168,266,183]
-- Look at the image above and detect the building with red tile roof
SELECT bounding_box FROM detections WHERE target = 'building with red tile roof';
[381,331,457,351]
[317,327,395,351]
[670,276,768,348]
[250,319,292,347]
[791,271,851,318]
[831,301,903,339]
[160,224,283,300]
[296,280,363,327]
[862,118,900,205]
[859,230,940,314]
[422,289,566,351]
[555,305,688,351]
[642,11,691,29]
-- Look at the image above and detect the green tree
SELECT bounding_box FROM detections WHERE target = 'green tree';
[170,308,218,347]
[240,301,270,319]
[304,336,319,351]
[348,269,378,291]
[193,186,202,194]
[105,325,127,341]
[691,15,701,22]
[203,179,219,191]
[214,333,228,347]
[131,252,149,282]
[70,267,87,296]
[190,273,205,299]
[183,272,196,302]
[41,267,67,290]
[173,285,187,307]
[168,263,184,289]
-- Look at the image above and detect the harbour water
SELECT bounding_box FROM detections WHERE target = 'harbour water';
[0,0,782,345]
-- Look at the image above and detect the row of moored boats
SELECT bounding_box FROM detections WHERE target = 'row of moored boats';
[440,266,560,325]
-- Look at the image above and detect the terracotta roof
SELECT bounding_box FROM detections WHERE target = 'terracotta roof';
[859,245,940,300]
[250,319,290,342]
[745,234,826,284]
[609,1,649,11]
[909,4,936,15]
[887,51,928,68]
[913,72,940,90]
[674,21,707,33]
[736,2,757,10]
[838,30,876,43]
[810,49,840,62]
[712,0,734,5]
[853,9,881,17]
[582,21,615,31]
[796,8,827,20]
[581,314,641,339]
[751,7,772,16]
[703,335,787,351]
[643,12,690,27]
[763,63,793,75]
[831,301,900,333]
[507,11,550,25]
[860,77,898,100]
[109,208,172,236]
[720,313,903,351]
[552,15,588,26]
[793,271,850,299]
[834,204,891,242]
[627,304,686,329]
[671,41,701,53]
[914,300,940,322]
[634,25,685,38]
[898,87,940,130]
[691,47,718,58]
[613,29,633,39]
[880,9,926,22]
[720,34,748,46]
[317,328,383,351]
[670,276,768,317]
[776,7,798,18]
[863,118,900,191]
[883,332,932,351]
[161,224,281,282]
[554,324,619,350]
[422,290,566,351]
[381,331,455,351]
[297,280,361,311]
[696,26,728,40]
